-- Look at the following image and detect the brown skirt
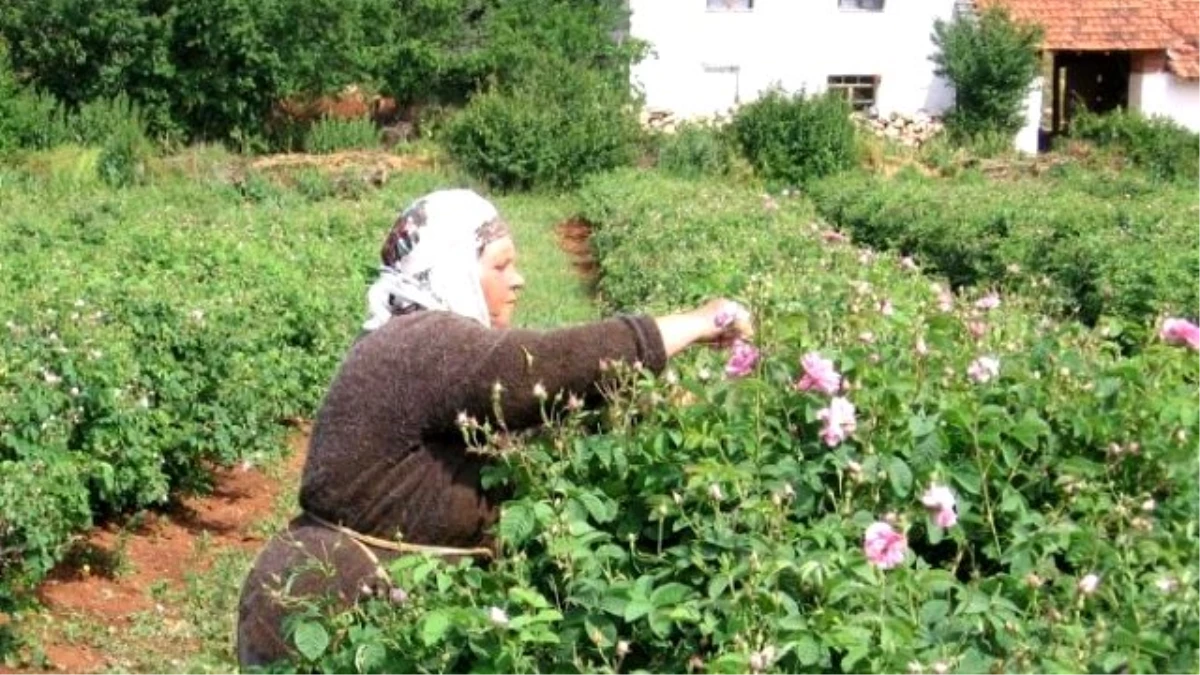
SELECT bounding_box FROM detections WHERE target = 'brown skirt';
[235,513,399,670]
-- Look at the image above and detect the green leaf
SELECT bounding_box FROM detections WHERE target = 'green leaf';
[354,642,386,673]
[650,582,693,608]
[498,502,535,546]
[1010,410,1047,450]
[294,621,329,661]
[624,598,653,622]
[577,491,614,523]
[421,609,453,646]
[794,634,821,666]
[887,456,913,497]
[509,586,550,609]
[920,599,950,624]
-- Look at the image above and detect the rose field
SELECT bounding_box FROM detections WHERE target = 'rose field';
[1,138,1196,674]
[3,6,1200,665]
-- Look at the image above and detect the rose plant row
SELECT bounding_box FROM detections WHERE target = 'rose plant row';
[295,171,1197,674]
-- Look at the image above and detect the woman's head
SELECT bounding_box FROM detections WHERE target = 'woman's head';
[364,189,524,331]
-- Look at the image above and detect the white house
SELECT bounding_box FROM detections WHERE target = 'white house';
[628,0,960,121]
[991,0,1200,152]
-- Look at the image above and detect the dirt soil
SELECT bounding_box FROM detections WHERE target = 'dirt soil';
[554,217,599,289]
[248,150,432,173]
[1,427,310,674]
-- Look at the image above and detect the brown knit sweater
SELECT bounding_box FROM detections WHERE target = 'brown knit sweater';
[236,310,667,668]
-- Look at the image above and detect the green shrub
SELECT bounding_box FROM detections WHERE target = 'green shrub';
[1069,108,1199,182]
[0,46,67,153]
[97,119,154,188]
[443,63,641,191]
[730,88,858,187]
[656,122,736,179]
[808,170,1199,341]
[303,116,380,154]
[931,6,1042,140]
[295,171,1197,674]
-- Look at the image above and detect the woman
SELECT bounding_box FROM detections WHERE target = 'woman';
[236,189,751,668]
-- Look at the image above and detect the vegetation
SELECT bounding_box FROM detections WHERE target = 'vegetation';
[808,169,1199,341]
[443,63,642,191]
[280,171,1197,674]
[729,88,859,187]
[930,6,1043,141]
[1068,108,1200,182]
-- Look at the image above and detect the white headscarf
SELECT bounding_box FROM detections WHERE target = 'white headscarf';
[363,189,509,332]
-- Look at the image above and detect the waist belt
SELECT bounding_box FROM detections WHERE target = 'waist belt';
[304,511,495,560]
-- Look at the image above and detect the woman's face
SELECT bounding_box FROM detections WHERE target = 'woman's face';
[479,236,525,329]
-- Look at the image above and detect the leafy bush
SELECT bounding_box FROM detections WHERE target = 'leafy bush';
[730,88,858,187]
[0,158,401,609]
[930,6,1042,140]
[0,45,67,154]
[656,122,737,179]
[291,171,1197,674]
[443,63,641,191]
[1,0,640,147]
[95,105,154,188]
[303,117,380,154]
[808,170,1199,341]
[1069,108,1200,182]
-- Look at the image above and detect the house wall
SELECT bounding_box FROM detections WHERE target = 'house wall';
[1130,71,1200,131]
[628,0,958,119]
[1015,77,1043,154]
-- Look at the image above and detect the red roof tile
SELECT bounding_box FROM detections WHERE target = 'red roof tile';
[1167,41,1200,78]
[982,0,1199,53]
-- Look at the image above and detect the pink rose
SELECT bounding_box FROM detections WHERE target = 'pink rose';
[863,521,907,570]
[975,292,1001,311]
[724,339,760,378]
[795,352,841,395]
[817,396,857,447]
[1160,318,1199,350]
[922,484,958,528]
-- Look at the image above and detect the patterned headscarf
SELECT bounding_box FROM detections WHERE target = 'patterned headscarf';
[363,189,511,332]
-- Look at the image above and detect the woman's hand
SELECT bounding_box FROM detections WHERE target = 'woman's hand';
[655,299,754,358]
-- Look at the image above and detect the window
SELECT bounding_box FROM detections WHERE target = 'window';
[707,0,753,11]
[827,75,879,112]
[839,0,885,10]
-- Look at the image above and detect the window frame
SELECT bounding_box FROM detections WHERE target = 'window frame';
[826,74,880,112]
[706,0,754,12]
[838,0,885,11]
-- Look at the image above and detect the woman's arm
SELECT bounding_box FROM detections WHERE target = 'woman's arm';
[431,300,750,432]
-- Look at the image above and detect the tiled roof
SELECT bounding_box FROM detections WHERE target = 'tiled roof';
[1167,41,1200,79]
[982,0,1198,53]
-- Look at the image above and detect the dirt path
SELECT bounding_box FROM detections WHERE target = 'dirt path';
[554,217,599,290]
[2,426,309,674]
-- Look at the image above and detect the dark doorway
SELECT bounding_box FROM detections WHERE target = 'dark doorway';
[1050,51,1131,135]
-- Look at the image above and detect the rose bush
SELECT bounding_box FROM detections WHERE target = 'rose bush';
[0,162,430,607]
[281,171,1197,674]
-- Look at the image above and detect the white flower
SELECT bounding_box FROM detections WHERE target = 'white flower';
[488,606,509,627]
[665,370,679,386]
[708,484,724,501]
[43,371,62,385]
[915,336,929,356]
[616,640,630,658]
[566,394,584,412]
[1078,573,1100,595]
[921,484,956,512]
[1141,498,1156,512]
[532,383,547,400]
[967,356,1001,383]
[933,661,950,675]
[1156,576,1178,593]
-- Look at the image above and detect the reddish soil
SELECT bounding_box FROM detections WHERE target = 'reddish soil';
[555,217,599,289]
[3,426,310,674]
